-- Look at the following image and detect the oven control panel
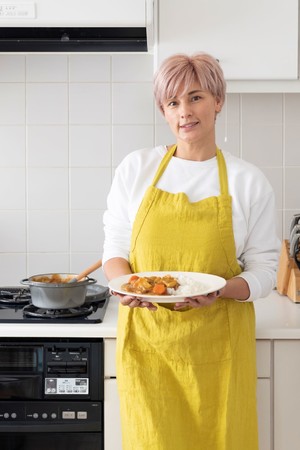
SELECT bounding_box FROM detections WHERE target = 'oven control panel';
[0,401,102,432]
[45,377,89,395]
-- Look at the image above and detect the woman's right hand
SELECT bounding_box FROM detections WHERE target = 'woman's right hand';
[111,291,157,311]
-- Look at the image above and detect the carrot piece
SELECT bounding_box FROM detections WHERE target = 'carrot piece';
[152,283,167,295]
[129,275,139,284]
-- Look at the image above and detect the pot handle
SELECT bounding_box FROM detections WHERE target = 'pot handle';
[20,278,30,285]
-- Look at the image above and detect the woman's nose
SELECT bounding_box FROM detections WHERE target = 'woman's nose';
[179,103,192,118]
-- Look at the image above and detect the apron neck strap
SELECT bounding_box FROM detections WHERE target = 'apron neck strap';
[151,145,177,186]
[216,148,229,196]
[151,145,229,196]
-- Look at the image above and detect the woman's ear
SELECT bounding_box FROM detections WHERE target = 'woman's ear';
[215,98,223,113]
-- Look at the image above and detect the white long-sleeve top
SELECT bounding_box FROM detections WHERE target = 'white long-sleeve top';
[102,146,281,301]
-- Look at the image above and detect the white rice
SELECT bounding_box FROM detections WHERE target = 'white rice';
[167,275,207,296]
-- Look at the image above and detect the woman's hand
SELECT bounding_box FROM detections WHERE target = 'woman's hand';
[173,277,251,310]
[105,258,157,310]
[111,291,157,311]
[174,289,222,310]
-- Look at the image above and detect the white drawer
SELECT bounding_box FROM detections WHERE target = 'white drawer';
[104,338,117,377]
[256,340,271,378]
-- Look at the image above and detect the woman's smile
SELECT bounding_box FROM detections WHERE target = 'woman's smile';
[180,121,199,129]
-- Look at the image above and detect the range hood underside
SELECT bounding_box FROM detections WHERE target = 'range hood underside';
[0,27,148,52]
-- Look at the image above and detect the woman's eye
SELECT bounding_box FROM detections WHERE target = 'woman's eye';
[167,100,177,107]
[191,95,201,102]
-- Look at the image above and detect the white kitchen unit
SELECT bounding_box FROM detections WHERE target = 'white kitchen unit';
[2,292,300,449]
[104,338,122,450]
[256,340,272,450]
[105,338,273,450]
[156,0,298,85]
[274,340,300,450]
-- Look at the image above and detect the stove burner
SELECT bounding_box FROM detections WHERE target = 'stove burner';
[23,303,95,320]
[0,284,110,323]
[0,288,31,306]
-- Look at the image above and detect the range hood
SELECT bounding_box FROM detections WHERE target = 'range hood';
[0,0,154,53]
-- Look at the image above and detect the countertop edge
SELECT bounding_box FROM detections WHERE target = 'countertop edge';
[1,292,300,339]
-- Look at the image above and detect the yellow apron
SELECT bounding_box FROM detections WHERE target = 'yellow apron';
[116,146,258,450]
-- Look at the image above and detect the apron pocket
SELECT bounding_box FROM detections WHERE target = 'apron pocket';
[127,299,232,366]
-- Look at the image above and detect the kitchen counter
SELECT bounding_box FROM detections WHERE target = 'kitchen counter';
[0,297,119,338]
[0,291,300,339]
[255,290,300,339]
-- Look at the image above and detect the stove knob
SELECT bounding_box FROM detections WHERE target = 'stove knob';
[33,413,39,419]
[3,413,9,419]
[51,413,57,419]
[11,413,17,419]
[42,413,48,419]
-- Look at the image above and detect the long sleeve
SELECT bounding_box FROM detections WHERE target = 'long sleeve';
[235,190,280,300]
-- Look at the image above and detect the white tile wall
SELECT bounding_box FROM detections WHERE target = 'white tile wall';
[27,125,68,167]
[0,83,25,124]
[27,83,69,125]
[0,53,299,285]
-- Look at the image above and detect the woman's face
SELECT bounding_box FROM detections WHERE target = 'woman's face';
[161,82,222,147]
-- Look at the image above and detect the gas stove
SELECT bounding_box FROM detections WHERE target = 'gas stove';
[0,285,110,323]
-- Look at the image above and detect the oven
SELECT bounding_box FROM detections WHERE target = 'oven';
[0,284,110,449]
[0,337,104,450]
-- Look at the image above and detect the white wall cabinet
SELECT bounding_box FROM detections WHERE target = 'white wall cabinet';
[104,338,272,450]
[156,0,298,81]
[274,340,300,450]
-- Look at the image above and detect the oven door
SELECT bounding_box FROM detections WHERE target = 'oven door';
[0,432,103,450]
[0,343,43,400]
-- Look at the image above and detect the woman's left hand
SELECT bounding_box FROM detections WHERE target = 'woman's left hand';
[173,289,222,310]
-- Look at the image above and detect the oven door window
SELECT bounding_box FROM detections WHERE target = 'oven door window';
[0,433,103,450]
[0,346,43,399]
[0,346,43,372]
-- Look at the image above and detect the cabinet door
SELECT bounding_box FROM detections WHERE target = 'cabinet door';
[256,341,272,450]
[274,340,300,450]
[104,378,122,450]
[104,378,271,450]
[157,0,298,80]
[103,340,272,449]
[257,378,271,450]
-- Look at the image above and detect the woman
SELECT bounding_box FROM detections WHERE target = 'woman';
[102,53,280,450]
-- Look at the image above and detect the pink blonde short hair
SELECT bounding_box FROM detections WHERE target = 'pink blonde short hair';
[153,52,226,113]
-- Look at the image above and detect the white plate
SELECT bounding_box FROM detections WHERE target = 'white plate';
[108,271,226,303]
